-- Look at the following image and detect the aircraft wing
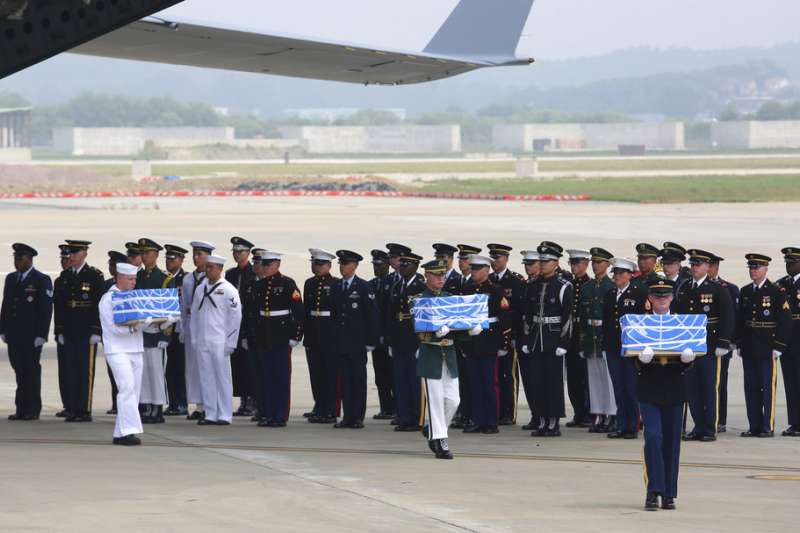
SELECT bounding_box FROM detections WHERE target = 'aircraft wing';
[71,0,536,85]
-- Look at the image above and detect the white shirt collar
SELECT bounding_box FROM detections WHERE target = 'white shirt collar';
[73,262,86,274]
[617,283,630,293]
[18,266,34,280]
[343,275,356,286]
[793,272,800,283]
[494,268,507,280]
[445,268,455,279]
[693,275,707,287]
[754,278,767,290]
[667,274,679,282]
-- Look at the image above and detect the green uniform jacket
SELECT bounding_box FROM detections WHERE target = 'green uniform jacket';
[415,288,461,380]
[578,275,615,357]
[137,266,174,348]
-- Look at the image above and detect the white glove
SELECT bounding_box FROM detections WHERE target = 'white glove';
[388,347,393,357]
[241,339,249,351]
[468,325,483,336]
[178,331,185,344]
[638,347,655,364]
[289,339,301,348]
[733,348,740,358]
[224,348,234,357]
[366,345,376,352]
[144,317,154,327]
[715,347,729,357]
[555,347,567,357]
[159,316,179,331]
[498,350,508,357]
[34,337,46,348]
[57,334,65,345]
[601,350,607,360]
[773,350,782,359]
[0,334,5,343]
[521,345,530,354]
[89,334,102,345]
[730,343,737,352]
[680,348,696,364]
[435,325,450,338]
[157,341,169,350]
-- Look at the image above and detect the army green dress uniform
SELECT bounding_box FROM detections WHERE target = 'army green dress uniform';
[776,247,800,436]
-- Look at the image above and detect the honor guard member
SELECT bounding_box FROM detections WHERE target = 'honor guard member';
[637,279,696,511]
[677,249,734,442]
[386,251,426,431]
[125,242,143,270]
[602,257,648,438]
[163,244,189,416]
[488,243,525,426]
[331,250,378,428]
[53,240,104,422]
[579,248,617,433]
[633,243,662,288]
[240,247,266,421]
[776,247,800,436]
[517,250,541,430]
[433,243,461,294]
[226,236,256,417]
[417,260,461,459]
[735,254,791,437]
[251,251,304,427]
[369,249,396,420]
[303,248,339,423]
[450,244,482,429]
[521,243,574,436]
[135,238,173,424]
[103,251,129,415]
[54,244,72,417]
[460,254,512,434]
[660,243,690,296]
[708,254,739,432]
[0,244,53,421]
[565,249,592,428]
[191,255,242,425]
[181,240,215,420]
[100,263,145,445]
[386,243,412,285]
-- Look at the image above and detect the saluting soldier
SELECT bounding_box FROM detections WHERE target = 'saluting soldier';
[735,253,791,438]
[676,249,734,442]
[53,240,104,422]
[579,247,617,433]
[250,251,304,427]
[0,243,53,421]
[386,251,426,431]
[520,243,573,437]
[776,247,800,437]
[708,253,740,433]
[460,254,512,434]
[369,249,395,421]
[225,236,256,417]
[54,244,72,417]
[163,244,189,416]
[331,250,378,428]
[633,243,662,288]
[103,250,128,415]
[488,243,525,426]
[517,250,540,430]
[602,257,648,438]
[565,249,592,428]
[417,260,461,459]
[303,248,339,423]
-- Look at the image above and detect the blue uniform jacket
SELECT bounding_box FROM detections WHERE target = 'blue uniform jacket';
[0,268,53,344]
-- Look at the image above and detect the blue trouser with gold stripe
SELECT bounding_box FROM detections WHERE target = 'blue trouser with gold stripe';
[608,353,639,433]
[63,335,97,417]
[686,354,721,436]
[742,356,778,434]
[640,402,683,498]
[467,355,499,428]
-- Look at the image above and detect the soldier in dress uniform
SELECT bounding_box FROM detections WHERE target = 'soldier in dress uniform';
[776,247,800,437]
[240,247,266,422]
[386,243,412,286]
[303,248,339,423]
[579,247,617,433]
[163,244,189,416]
[54,244,72,417]
[517,250,541,430]
[637,279,696,511]
[565,249,592,428]
[369,249,395,420]
[602,257,648,438]
[135,238,173,424]
[0,243,53,421]
[225,236,256,417]
[433,243,461,294]
[331,250,378,428]
[660,243,690,296]
[417,260,461,459]
[126,242,143,270]
[386,251,426,431]
[633,243,662,288]
[460,254,512,435]
[488,243,525,426]
[676,249,734,442]
[520,243,574,437]
[250,251,304,427]
[735,253,791,438]
[708,253,739,433]
[103,250,128,415]
[53,240,105,422]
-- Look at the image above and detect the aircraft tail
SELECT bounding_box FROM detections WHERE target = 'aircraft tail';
[423,0,535,62]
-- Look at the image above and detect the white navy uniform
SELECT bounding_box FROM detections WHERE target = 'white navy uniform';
[181,269,206,407]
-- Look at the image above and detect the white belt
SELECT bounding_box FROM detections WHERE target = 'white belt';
[310,310,331,317]
[260,309,291,317]
[533,316,561,324]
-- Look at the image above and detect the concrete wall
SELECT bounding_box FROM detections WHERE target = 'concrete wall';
[711,121,800,149]
[52,127,235,156]
[492,122,685,151]
[278,125,461,154]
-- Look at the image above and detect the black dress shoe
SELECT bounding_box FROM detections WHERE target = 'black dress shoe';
[7,413,22,420]
[463,424,482,434]
[69,414,92,423]
[56,409,69,418]
[717,424,727,433]
[269,420,287,428]
[187,410,204,421]
[449,419,465,429]
[308,415,324,424]
[740,430,758,437]
[257,418,271,427]
[302,411,315,418]
[758,431,774,438]
[215,420,231,426]
[530,428,546,437]
[782,426,800,437]
[113,435,142,446]
[21,414,39,421]
[141,416,155,424]
[522,421,538,430]
[334,421,350,428]
[373,412,394,420]
[395,424,421,432]
[163,406,180,416]
[435,439,454,460]
[682,431,698,441]
[622,432,638,440]
[390,416,400,426]
[645,492,660,511]
[698,434,717,442]
[251,415,260,422]
[607,431,624,439]
[197,419,216,426]
[349,421,364,429]
[565,418,587,428]
[106,408,118,415]
[498,417,514,426]
[661,496,676,510]
[544,428,562,437]
[481,426,499,434]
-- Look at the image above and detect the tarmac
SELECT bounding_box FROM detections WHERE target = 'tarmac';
[0,196,798,532]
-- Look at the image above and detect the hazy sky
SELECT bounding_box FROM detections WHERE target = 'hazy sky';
[161,0,800,59]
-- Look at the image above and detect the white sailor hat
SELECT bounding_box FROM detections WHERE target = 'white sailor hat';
[116,263,138,276]
[520,250,541,263]
[206,255,226,266]
[309,248,336,262]
[610,257,637,272]
[260,250,283,262]
[566,249,591,260]
[469,254,492,267]
[190,241,215,253]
